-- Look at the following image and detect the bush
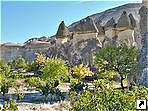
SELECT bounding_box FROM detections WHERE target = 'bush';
[72,64,93,81]
[1,98,18,111]
[41,57,70,82]
[69,79,148,111]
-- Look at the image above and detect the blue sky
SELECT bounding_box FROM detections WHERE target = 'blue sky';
[1,0,142,43]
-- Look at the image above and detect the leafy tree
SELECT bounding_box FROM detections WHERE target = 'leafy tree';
[72,64,93,82]
[9,97,18,111]
[1,97,18,111]
[41,57,69,82]
[39,57,69,100]
[28,53,46,74]
[35,53,46,64]
[0,60,10,77]
[0,60,12,96]
[26,57,69,100]
[94,44,138,89]
[70,64,93,92]
[12,56,28,72]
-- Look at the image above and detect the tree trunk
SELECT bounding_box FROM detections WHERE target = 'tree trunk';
[120,75,124,90]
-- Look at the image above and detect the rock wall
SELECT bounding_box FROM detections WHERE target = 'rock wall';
[138,4,148,87]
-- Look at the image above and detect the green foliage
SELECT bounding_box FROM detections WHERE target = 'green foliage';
[35,53,46,64]
[3,101,8,111]
[9,97,18,111]
[16,92,24,100]
[94,44,138,89]
[25,77,60,98]
[95,44,138,75]
[70,78,79,88]
[98,70,117,80]
[70,64,93,92]
[0,60,10,77]
[10,71,25,79]
[26,77,45,89]
[11,56,28,72]
[28,53,46,73]
[41,57,69,82]
[0,77,15,95]
[1,98,18,111]
[72,64,93,81]
[69,79,148,111]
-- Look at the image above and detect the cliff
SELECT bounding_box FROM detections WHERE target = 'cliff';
[138,3,148,87]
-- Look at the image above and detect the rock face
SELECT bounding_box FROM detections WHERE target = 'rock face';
[138,5,148,87]
[0,2,143,67]
[69,3,141,31]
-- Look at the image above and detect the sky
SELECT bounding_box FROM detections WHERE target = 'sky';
[1,0,142,43]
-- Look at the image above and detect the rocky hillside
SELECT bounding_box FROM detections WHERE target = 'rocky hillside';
[68,3,141,31]
[0,2,143,66]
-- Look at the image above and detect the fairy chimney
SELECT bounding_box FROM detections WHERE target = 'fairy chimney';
[56,21,70,39]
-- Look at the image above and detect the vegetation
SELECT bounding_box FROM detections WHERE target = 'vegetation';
[72,64,93,81]
[0,60,13,96]
[69,79,148,111]
[0,44,147,111]
[9,56,28,72]
[1,97,18,111]
[70,64,93,92]
[41,57,69,82]
[94,44,138,89]
[69,44,147,111]
[28,53,46,74]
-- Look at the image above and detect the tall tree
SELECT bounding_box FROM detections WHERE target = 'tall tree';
[95,44,138,89]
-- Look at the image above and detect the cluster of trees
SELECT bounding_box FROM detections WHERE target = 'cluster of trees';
[68,44,148,110]
[0,44,148,110]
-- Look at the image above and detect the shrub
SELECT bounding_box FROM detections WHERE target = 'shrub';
[69,79,148,111]
[41,57,69,82]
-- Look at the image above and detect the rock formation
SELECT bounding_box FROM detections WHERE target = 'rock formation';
[0,2,143,67]
[73,16,97,34]
[56,21,70,38]
[117,11,131,29]
[138,4,148,87]
[56,21,71,46]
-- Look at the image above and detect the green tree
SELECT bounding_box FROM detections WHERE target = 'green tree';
[41,57,69,82]
[72,64,93,82]
[94,44,138,89]
[28,53,46,74]
[70,64,93,92]
[26,56,69,98]
[0,60,11,96]
[13,56,28,72]
[0,60,10,77]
